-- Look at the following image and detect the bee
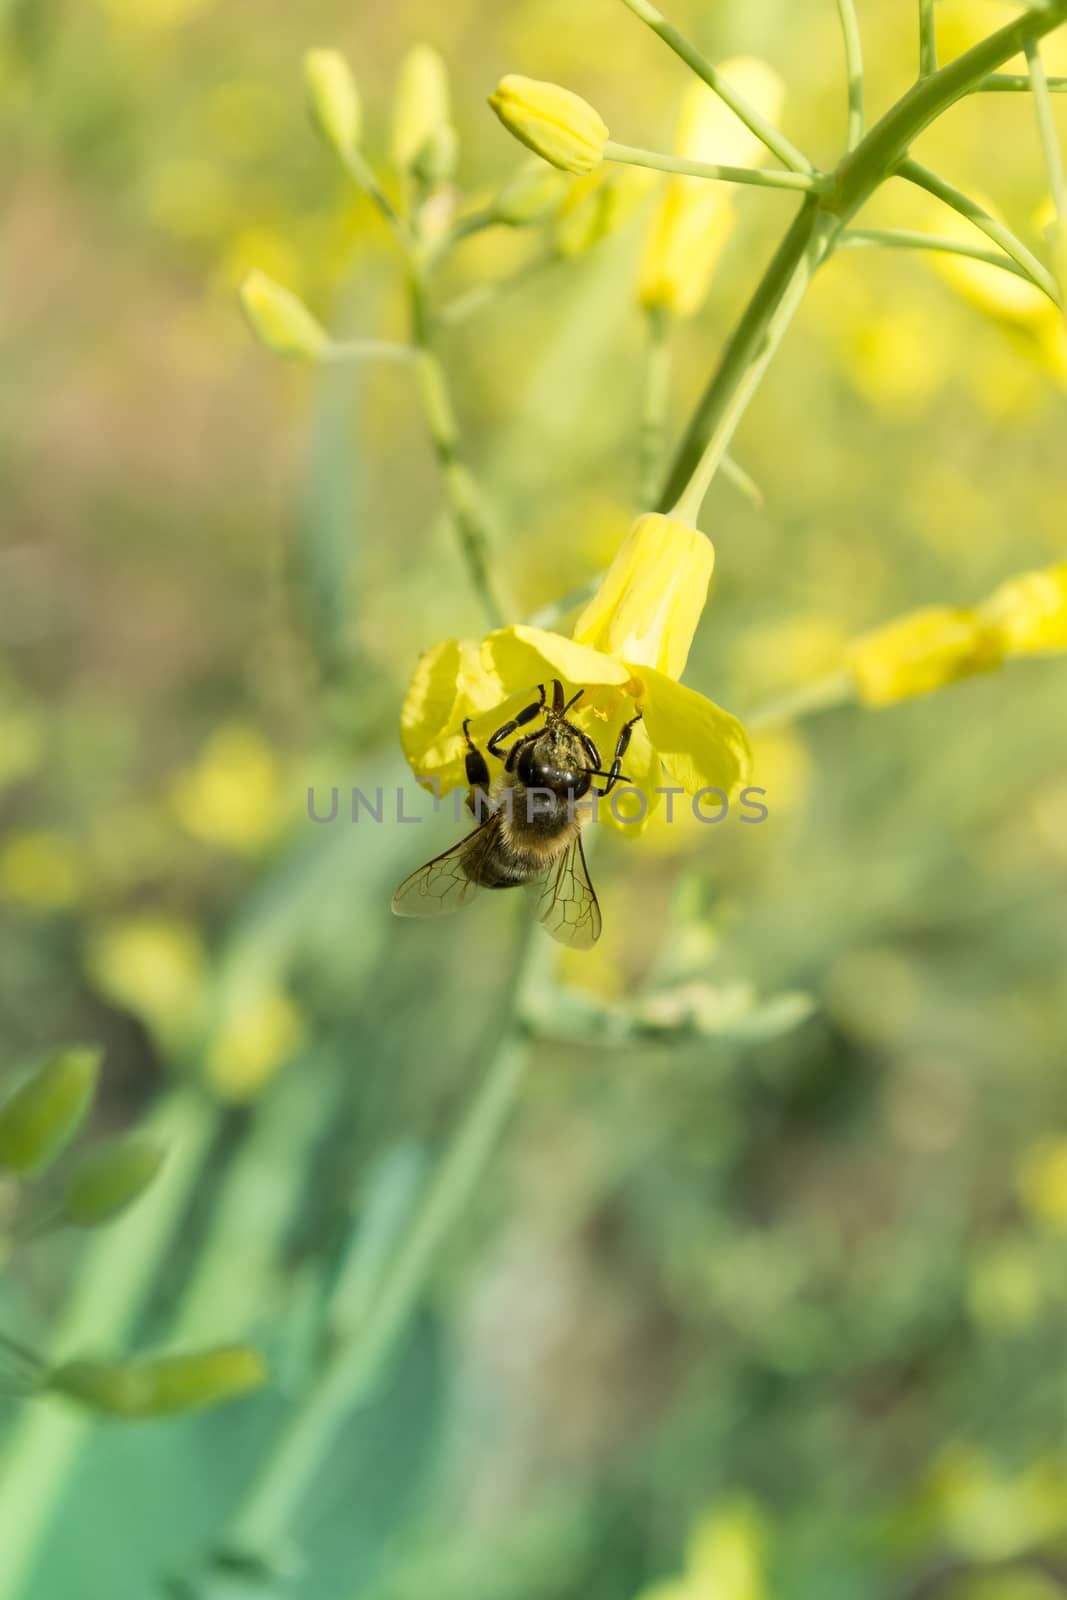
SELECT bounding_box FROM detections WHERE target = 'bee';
[392,678,642,948]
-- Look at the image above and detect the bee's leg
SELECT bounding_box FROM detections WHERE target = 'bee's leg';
[595,712,643,796]
[462,718,493,820]
[486,682,547,760]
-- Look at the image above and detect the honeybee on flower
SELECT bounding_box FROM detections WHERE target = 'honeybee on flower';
[393,514,751,946]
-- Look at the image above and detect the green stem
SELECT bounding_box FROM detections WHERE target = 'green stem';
[640,306,672,506]
[617,0,814,174]
[979,72,1067,91]
[1026,39,1067,266]
[745,672,855,731]
[661,196,837,519]
[604,140,826,193]
[659,1,1067,515]
[220,924,545,1562]
[898,157,1062,305]
[835,0,866,149]
[720,454,764,509]
[0,1088,218,1600]
[438,248,560,327]
[340,148,410,247]
[838,226,1038,286]
[322,340,415,364]
[919,0,938,76]
[410,273,508,628]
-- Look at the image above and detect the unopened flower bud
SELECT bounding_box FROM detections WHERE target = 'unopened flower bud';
[60,1134,167,1227]
[0,1048,100,1176]
[51,1345,268,1417]
[393,44,455,175]
[489,75,608,176]
[239,271,327,360]
[491,160,570,226]
[304,49,362,158]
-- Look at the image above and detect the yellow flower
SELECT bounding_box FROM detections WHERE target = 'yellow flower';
[205,986,304,1103]
[845,606,1000,707]
[636,1499,769,1600]
[304,49,361,158]
[489,75,608,176]
[1018,1136,1067,1230]
[85,915,205,1046]
[556,167,653,257]
[639,60,784,318]
[400,514,750,828]
[978,562,1067,654]
[239,271,327,360]
[846,562,1067,706]
[169,724,283,854]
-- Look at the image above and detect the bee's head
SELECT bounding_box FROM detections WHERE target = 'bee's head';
[517,720,591,800]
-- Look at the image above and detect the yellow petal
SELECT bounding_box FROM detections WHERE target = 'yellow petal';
[573,514,714,679]
[637,667,751,797]
[845,606,1002,707]
[399,638,504,793]
[978,563,1067,655]
[483,623,631,692]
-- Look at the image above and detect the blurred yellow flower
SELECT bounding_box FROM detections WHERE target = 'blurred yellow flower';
[239,272,327,361]
[846,606,999,706]
[170,725,284,854]
[304,49,362,159]
[401,515,750,827]
[637,1499,768,1600]
[978,563,1067,654]
[0,832,84,910]
[925,1445,1067,1563]
[204,987,304,1102]
[393,44,455,179]
[556,167,654,257]
[846,558,1067,707]
[639,60,784,318]
[489,75,608,176]
[1017,1136,1067,1229]
[85,915,205,1042]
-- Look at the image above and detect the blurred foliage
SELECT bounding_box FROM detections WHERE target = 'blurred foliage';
[1,1,1066,1598]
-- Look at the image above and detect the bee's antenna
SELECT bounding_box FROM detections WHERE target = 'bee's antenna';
[562,688,585,715]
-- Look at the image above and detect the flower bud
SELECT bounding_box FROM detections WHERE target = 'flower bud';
[555,169,651,257]
[51,1345,268,1417]
[239,271,327,360]
[491,159,570,226]
[639,60,784,318]
[393,44,455,175]
[304,49,362,158]
[0,1047,100,1176]
[978,562,1067,656]
[60,1134,166,1227]
[573,514,715,679]
[489,75,608,176]
[845,607,1001,707]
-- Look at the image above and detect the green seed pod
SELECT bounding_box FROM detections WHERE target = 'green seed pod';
[51,1345,268,1418]
[0,1048,100,1177]
[392,44,455,175]
[304,48,362,157]
[491,160,570,226]
[239,272,327,360]
[60,1134,166,1227]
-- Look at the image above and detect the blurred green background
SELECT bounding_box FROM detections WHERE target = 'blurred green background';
[2,0,1067,1596]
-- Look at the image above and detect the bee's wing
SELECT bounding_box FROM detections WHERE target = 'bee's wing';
[527,832,602,949]
[391,817,500,919]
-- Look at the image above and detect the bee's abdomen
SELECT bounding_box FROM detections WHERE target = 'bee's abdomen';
[463,839,539,890]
